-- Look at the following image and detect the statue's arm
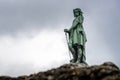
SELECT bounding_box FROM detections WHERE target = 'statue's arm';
[69,21,79,31]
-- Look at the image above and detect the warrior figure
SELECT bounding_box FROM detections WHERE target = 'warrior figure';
[64,8,87,65]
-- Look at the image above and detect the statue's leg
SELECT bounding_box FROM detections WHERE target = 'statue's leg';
[81,46,88,65]
[73,44,78,62]
[76,45,82,63]
[68,43,77,63]
[76,45,88,65]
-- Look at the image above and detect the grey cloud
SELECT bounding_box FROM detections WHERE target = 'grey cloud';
[0,0,119,37]
[86,0,120,66]
[0,0,79,35]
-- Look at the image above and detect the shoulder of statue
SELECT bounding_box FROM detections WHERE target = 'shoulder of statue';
[77,15,84,22]
[78,15,83,19]
[74,16,81,22]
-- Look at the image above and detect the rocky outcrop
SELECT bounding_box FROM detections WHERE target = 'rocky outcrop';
[0,62,120,80]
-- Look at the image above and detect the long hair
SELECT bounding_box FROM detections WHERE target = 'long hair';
[73,8,83,17]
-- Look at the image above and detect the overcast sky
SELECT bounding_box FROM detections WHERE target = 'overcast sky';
[0,0,120,77]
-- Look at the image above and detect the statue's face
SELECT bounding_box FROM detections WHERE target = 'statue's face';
[74,10,80,17]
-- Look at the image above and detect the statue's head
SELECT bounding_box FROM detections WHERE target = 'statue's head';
[73,8,83,17]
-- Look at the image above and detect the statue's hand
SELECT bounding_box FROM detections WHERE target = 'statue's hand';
[64,29,69,33]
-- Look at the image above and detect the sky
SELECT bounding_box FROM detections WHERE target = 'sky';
[0,0,120,77]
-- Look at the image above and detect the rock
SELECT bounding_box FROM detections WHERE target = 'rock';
[0,62,120,80]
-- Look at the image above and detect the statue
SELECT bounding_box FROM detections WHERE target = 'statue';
[64,8,87,65]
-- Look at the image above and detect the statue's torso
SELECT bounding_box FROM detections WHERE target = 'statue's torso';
[69,15,87,46]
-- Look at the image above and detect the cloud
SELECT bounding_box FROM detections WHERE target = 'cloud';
[0,29,70,76]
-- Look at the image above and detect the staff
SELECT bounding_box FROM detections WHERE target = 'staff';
[64,31,71,60]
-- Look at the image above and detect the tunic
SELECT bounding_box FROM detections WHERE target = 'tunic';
[68,15,87,47]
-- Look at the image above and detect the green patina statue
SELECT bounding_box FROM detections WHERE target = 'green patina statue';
[64,8,87,65]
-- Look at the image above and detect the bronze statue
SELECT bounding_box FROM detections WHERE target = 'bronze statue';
[64,8,87,65]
